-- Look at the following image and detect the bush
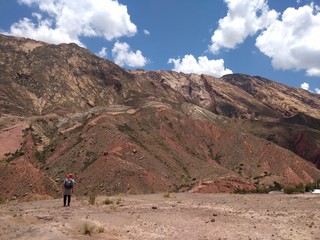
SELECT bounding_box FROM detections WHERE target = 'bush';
[0,197,5,204]
[283,183,305,194]
[89,195,96,205]
[305,183,315,192]
[103,198,113,205]
[98,226,105,233]
[162,192,171,198]
[82,223,95,236]
[283,187,295,194]
[235,187,270,194]
[235,181,283,194]
[272,181,282,191]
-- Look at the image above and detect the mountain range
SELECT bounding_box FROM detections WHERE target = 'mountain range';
[1,33,320,200]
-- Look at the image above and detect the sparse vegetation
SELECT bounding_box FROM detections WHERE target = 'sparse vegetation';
[98,226,105,233]
[175,173,195,192]
[237,181,319,195]
[214,154,222,164]
[163,192,171,198]
[109,204,118,211]
[6,149,25,162]
[103,198,113,205]
[283,183,305,194]
[82,151,98,170]
[82,222,95,236]
[35,150,45,163]
[35,144,56,164]
[235,181,283,194]
[272,181,282,191]
[117,123,133,132]
[116,198,122,205]
[89,195,96,205]
[305,180,320,192]
[266,134,277,142]
[0,197,5,204]
[235,187,271,194]
[253,171,272,180]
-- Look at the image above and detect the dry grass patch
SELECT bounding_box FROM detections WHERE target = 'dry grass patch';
[162,192,175,198]
[82,222,95,236]
[98,226,105,233]
[103,198,113,205]
[82,222,105,236]
[88,195,96,205]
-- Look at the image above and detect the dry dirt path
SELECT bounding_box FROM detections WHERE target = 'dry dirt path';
[0,193,319,240]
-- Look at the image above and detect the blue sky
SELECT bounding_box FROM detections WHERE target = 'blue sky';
[0,0,319,93]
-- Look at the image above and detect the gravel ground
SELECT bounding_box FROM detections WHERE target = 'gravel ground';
[0,193,320,240]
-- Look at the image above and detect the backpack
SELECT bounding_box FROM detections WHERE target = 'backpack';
[64,179,74,189]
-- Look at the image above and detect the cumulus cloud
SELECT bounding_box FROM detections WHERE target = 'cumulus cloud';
[112,41,148,67]
[301,82,310,91]
[256,4,320,76]
[209,0,278,53]
[300,82,320,94]
[97,47,107,58]
[6,0,137,45]
[168,55,233,78]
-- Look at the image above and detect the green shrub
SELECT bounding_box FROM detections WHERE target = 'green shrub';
[305,181,320,192]
[235,187,270,194]
[283,187,295,194]
[117,123,133,132]
[6,150,25,162]
[284,183,305,194]
[0,197,5,204]
[272,181,282,191]
[305,183,316,192]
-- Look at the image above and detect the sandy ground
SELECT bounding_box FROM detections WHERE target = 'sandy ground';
[0,193,319,240]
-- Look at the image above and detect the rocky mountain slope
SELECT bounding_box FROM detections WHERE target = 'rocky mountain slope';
[1,33,320,200]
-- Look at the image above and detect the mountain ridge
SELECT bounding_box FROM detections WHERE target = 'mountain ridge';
[1,33,320,200]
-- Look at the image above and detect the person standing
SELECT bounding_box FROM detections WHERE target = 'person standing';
[63,173,74,207]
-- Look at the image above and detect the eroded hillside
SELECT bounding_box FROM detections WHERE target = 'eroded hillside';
[1,34,320,200]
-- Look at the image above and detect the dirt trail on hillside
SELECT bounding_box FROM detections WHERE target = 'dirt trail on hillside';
[0,193,319,240]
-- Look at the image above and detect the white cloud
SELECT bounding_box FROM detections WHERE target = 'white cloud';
[112,41,148,67]
[168,54,233,78]
[209,0,278,53]
[300,82,320,94]
[5,0,137,45]
[301,82,310,91]
[256,4,320,76]
[97,47,107,58]
[143,29,150,35]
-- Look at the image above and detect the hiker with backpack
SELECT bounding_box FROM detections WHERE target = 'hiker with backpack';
[63,173,75,207]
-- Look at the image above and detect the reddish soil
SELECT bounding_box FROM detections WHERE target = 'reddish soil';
[0,123,28,159]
